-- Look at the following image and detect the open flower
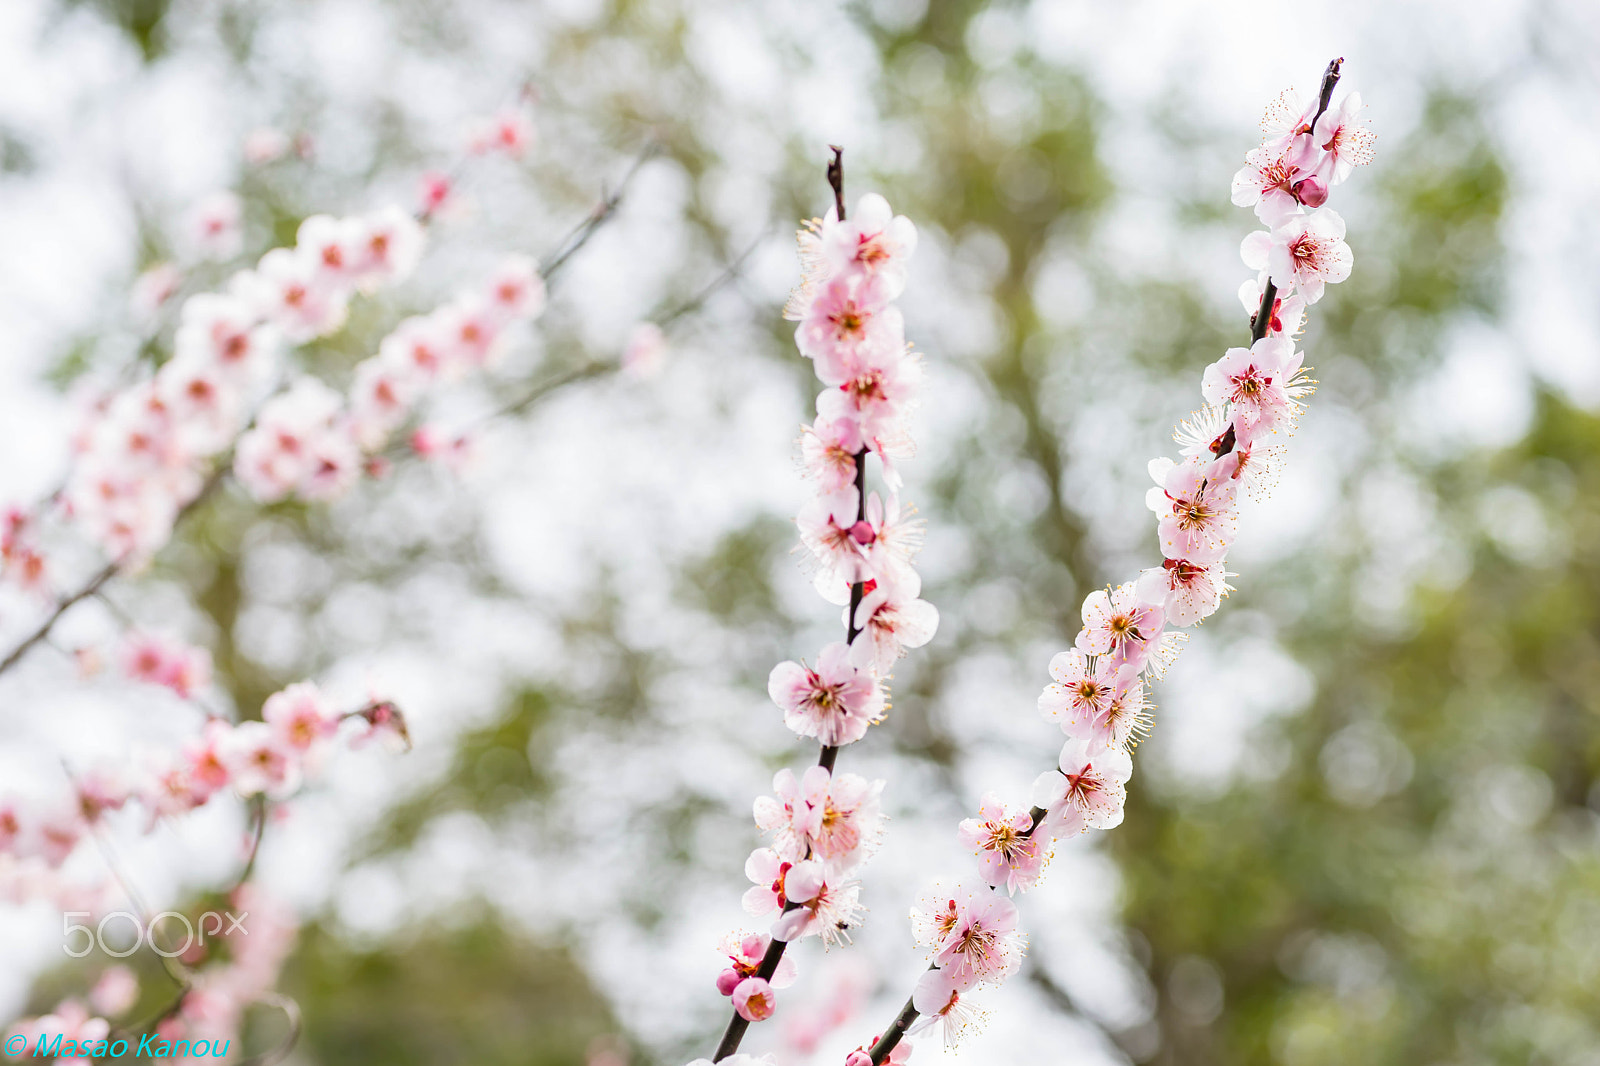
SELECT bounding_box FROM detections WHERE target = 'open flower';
[957,794,1045,895]
[768,642,886,747]
[1241,208,1353,304]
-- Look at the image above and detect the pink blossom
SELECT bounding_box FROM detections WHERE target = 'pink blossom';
[814,342,922,443]
[799,417,863,494]
[468,106,535,158]
[380,316,455,384]
[921,888,1023,990]
[485,255,547,323]
[1034,735,1133,831]
[1201,338,1296,440]
[183,720,235,798]
[90,966,139,1017]
[796,273,902,385]
[296,214,365,288]
[1241,208,1352,305]
[860,492,923,588]
[1312,92,1375,186]
[1135,558,1231,628]
[158,353,246,454]
[732,977,776,1022]
[262,681,339,753]
[1146,455,1238,563]
[233,377,347,502]
[622,322,666,379]
[822,193,918,299]
[349,356,420,450]
[418,171,453,219]
[957,793,1045,895]
[1037,648,1124,736]
[121,632,212,698]
[849,574,939,676]
[1075,582,1164,669]
[221,721,300,799]
[436,297,502,367]
[1236,278,1306,339]
[716,931,796,990]
[752,765,882,874]
[236,247,349,342]
[769,861,863,946]
[907,967,984,1050]
[797,487,869,588]
[742,847,794,916]
[173,293,273,382]
[353,207,426,291]
[1230,142,1312,227]
[187,192,242,261]
[243,127,290,165]
[130,262,182,320]
[767,641,885,747]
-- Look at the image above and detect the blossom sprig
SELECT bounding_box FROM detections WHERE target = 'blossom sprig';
[850,58,1371,1064]
[707,152,937,1060]
[0,683,409,875]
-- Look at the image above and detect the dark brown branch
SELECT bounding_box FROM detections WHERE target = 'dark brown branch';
[539,140,660,281]
[827,146,847,221]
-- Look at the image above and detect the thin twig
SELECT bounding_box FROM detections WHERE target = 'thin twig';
[539,139,661,281]
[237,993,303,1066]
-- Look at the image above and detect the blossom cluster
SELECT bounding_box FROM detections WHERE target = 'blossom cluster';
[34,208,425,572]
[235,253,546,502]
[877,72,1374,1054]
[710,190,938,1036]
[0,682,405,874]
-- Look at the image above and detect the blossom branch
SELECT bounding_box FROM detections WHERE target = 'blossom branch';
[831,59,1371,1062]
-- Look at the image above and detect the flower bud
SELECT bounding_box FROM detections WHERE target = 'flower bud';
[1292,175,1328,207]
[715,968,743,997]
[848,520,875,545]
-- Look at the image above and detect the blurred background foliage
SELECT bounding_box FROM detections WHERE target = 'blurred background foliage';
[14,0,1600,1064]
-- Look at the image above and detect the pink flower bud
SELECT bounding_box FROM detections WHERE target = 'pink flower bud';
[845,1053,873,1066]
[715,968,743,997]
[848,520,875,545]
[1292,175,1329,207]
[732,977,776,1022]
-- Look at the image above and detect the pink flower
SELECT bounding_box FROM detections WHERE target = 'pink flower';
[353,207,426,291]
[90,967,139,1017]
[221,721,300,799]
[1312,91,1375,186]
[814,343,922,443]
[1037,648,1137,745]
[418,171,453,219]
[1241,208,1352,305]
[296,214,365,288]
[349,357,420,450]
[1230,142,1312,227]
[797,487,869,589]
[187,192,242,262]
[796,274,902,385]
[622,322,666,379]
[752,766,882,874]
[799,417,863,494]
[1146,455,1238,563]
[849,574,939,676]
[922,888,1023,990]
[243,127,290,165]
[380,316,455,383]
[732,977,776,1022]
[1237,278,1307,339]
[1135,558,1231,628]
[233,377,347,502]
[860,492,923,588]
[173,294,273,382]
[769,861,863,946]
[822,193,918,299]
[907,967,985,1051]
[715,931,796,990]
[121,632,213,698]
[1074,582,1165,669]
[1200,337,1298,440]
[742,847,794,916]
[767,642,885,747]
[1034,735,1133,831]
[130,262,182,320]
[467,106,535,158]
[957,793,1045,895]
[236,247,349,342]
[262,682,339,753]
[436,297,502,368]
[484,255,547,323]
